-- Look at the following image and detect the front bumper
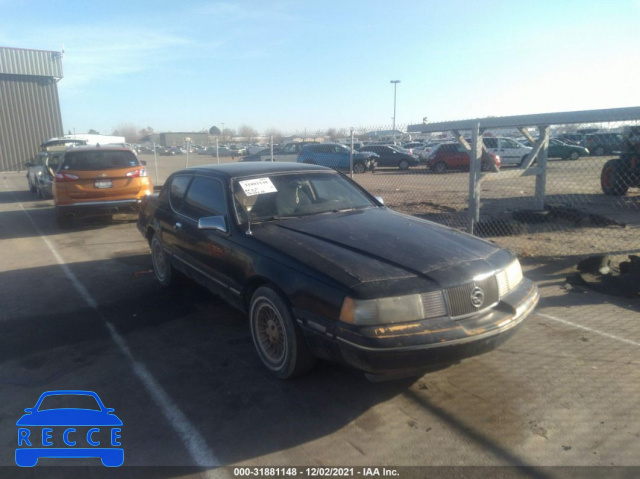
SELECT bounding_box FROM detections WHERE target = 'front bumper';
[299,278,539,376]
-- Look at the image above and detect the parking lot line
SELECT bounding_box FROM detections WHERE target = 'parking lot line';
[5,180,220,467]
[537,312,640,348]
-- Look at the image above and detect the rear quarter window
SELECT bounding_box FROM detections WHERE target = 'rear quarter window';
[168,175,192,212]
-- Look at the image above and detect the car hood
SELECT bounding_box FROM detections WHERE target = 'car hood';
[16,409,123,426]
[252,208,510,292]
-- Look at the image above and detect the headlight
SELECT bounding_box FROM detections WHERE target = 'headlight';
[496,259,523,297]
[340,291,446,325]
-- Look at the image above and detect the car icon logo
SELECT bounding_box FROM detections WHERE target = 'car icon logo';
[470,286,485,308]
[15,390,123,467]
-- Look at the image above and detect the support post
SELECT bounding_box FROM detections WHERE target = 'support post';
[534,126,550,209]
[468,123,482,234]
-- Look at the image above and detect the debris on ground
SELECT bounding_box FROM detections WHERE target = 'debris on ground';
[566,255,640,298]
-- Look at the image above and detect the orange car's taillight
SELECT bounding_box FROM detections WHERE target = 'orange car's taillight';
[55,173,80,182]
[126,168,148,178]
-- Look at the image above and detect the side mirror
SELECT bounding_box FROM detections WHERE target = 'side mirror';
[198,215,228,233]
[375,196,384,205]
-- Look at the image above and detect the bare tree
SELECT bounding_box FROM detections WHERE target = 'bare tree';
[209,126,221,135]
[222,128,236,142]
[238,125,258,142]
[112,123,139,143]
[264,128,284,144]
[87,129,100,134]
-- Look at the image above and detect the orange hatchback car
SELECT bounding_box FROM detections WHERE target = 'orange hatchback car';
[53,146,153,226]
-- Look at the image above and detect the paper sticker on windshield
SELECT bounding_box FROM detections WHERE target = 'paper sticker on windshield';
[239,178,277,196]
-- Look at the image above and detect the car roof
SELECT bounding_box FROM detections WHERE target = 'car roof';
[65,145,135,153]
[172,161,333,179]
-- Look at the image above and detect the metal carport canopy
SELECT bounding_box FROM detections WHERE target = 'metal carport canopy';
[407,106,640,133]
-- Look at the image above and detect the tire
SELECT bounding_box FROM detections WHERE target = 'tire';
[249,286,316,379]
[433,162,447,174]
[520,156,530,168]
[601,159,629,196]
[151,234,173,286]
[353,162,366,174]
[28,178,37,193]
[594,146,605,156]
[569,151,580,161]
[398,159,410,170]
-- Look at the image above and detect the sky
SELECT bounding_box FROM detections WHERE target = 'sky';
[2,0,640,137]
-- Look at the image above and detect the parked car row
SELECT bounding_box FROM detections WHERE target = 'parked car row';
[550,132,624,156]
[241,143,420,171]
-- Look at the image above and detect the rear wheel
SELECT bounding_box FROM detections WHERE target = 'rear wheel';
[594,146,605,156]
[601,159,629,196]
[433,161,447,174]
[151,234,173,286]
[353,162,366,174]
[28,178,37,193]
[249,286,316,379]
[398,159,410,170]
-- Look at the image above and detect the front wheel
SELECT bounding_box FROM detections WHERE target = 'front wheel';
[353,162,366,174]
[249,286,316,379]
[151,234,173,286]
[398,159,410,170]
[594,146,605,156]
[432,161,447,174]
[601,159,629,196]
[569,151,580,161]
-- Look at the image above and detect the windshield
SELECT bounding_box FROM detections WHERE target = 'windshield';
[232,171,376,223]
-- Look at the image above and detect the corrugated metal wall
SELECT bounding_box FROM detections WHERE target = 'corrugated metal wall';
[0,47,64,171]
[0,47,63,78]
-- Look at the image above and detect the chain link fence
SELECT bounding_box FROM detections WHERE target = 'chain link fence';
[141,118,640,260]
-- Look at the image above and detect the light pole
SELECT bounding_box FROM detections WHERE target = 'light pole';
[390,80,400,142]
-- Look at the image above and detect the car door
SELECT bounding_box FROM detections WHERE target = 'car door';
[158,174,193,260]
[452,144,471,169]
[175,176,240,299]
[498,138,530,165]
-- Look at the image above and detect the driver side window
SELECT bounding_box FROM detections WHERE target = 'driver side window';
[181,177,227,220]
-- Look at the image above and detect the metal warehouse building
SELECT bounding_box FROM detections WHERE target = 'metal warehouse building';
[0,47,64,171]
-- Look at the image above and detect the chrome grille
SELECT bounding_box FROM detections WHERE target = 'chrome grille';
[444,275,499,318]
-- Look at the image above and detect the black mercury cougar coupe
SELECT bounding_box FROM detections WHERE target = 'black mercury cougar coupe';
[137,163,539,379]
